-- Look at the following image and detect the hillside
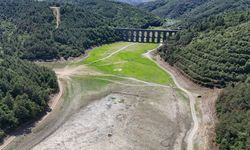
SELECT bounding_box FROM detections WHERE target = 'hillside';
[216,79,250,149]
[186,0,250,20]
[158,8,250,149]
[140,0,250,19]
[0,54,58,140]
[139,0,209,18]
[113,0,154,5]
[158,11,250,87]
[0,0,161,60]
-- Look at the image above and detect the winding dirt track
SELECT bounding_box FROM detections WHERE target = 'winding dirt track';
[145,48,198,150]
[50,7,61,29]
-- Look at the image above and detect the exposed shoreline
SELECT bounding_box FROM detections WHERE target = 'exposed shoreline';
[148,49,220,150]
[0,75,65,150]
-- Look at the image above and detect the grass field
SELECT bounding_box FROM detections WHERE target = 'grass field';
[73,76,112,91]
[83,42,173,85]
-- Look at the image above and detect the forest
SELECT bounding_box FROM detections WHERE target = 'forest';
[139,0,250,19]
[0,0,161,60]
[0,54,58,140]
[157,3,250,149]
[139,0,209,18]
[158,11,250,87]
[216,79,250,149]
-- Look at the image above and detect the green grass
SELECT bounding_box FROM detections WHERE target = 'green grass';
[83,42,173,85]
[73,76,112,91]
[62,76,112,103]
[83,42,131,63]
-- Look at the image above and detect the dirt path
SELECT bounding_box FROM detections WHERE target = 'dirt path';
[87,43,136,65]
[95,77,171,88]
[86,43,171,88]
[50,7,61,29]
[100,74,171,88]
[146,49,199,150]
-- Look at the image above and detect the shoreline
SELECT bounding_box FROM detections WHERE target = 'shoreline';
[148,49,220,150]
[0,76,65,150]
[146,49,198,150]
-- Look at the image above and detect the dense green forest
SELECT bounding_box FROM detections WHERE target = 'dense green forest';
[0,54,58,140]
[113,0,151,5]
[139,0,250,19]
[139,0,209,18]
[185,0,250,20]
[216,79,250,149]
[52,0,162,28]
[0,0,161,60]
[158,11,250,87]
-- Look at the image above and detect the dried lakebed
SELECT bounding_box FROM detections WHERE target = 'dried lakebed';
[33,81,191,150]
[3,42,193,150]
